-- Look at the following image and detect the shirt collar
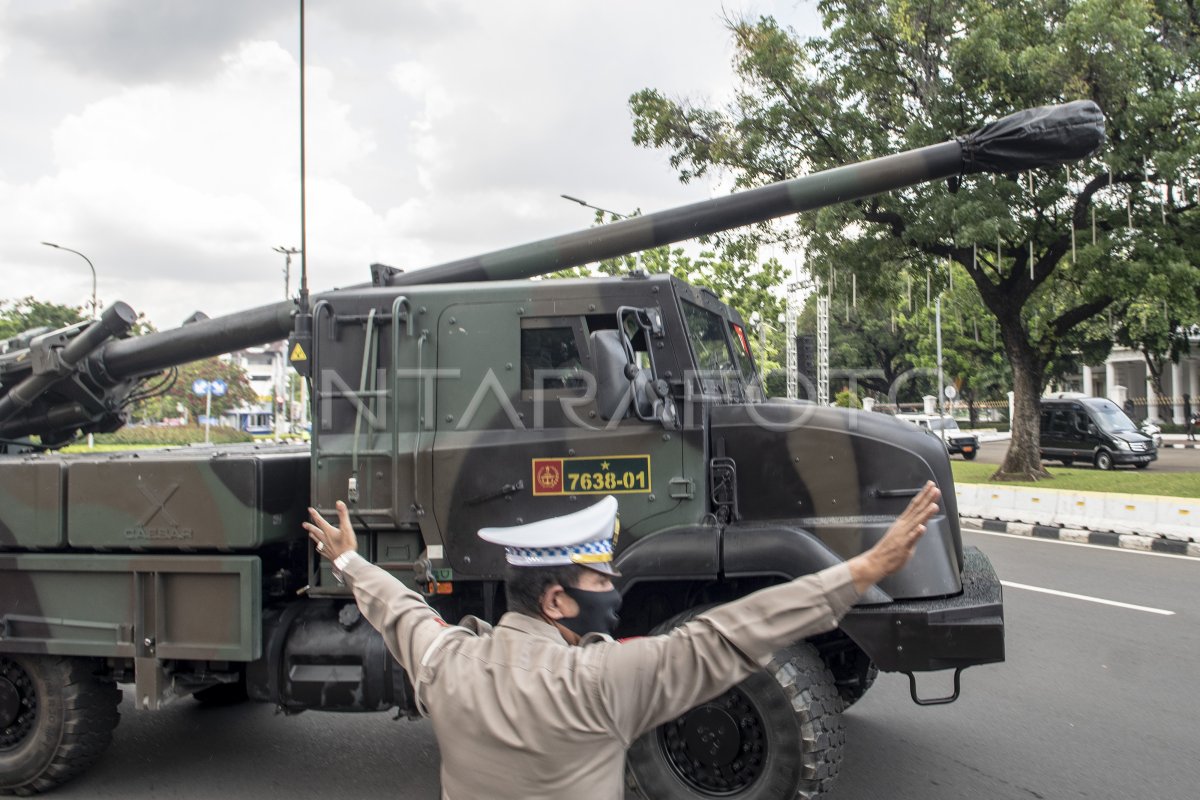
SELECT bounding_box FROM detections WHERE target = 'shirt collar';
[496,611,571,646]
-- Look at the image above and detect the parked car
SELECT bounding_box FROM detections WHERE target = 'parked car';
[1039,393,1157,470]
[895,413,980,459]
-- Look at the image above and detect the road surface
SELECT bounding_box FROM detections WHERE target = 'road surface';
[54,530,1200,799]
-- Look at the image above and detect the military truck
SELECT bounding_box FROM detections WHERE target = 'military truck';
[0,101,1103,798]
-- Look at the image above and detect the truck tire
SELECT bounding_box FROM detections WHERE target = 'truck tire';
[1094,450,1114,471]
[627,610,843,800]
[961,450,977,461]
[0,655,120,796]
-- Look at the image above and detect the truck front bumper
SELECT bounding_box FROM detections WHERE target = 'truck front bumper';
[839,545,1004,673]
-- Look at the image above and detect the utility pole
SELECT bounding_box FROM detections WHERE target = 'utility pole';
[273,246,301,299]
[936,297,946,444]
[273,246,301,435]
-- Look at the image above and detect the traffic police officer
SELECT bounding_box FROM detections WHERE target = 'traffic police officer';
[304,482,941,800]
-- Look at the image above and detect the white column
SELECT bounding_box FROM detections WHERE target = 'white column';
[1082,364,1094,396]
[1145,369,1159,423]
[1172,361,1185,424]
[1190,358,1200,404]
[1105,361,1117,401]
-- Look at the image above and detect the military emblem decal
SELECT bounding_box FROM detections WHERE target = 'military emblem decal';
[531,455,651,496]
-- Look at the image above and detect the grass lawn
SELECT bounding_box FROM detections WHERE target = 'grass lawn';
[951,460,1200,499]
[58,443,174,453]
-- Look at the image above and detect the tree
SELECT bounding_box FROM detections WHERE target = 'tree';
[1113,288,1200,419]
[551,210,789,376]
[630,0,1200,479]
[0,297,86,340]
[134,357,257,424]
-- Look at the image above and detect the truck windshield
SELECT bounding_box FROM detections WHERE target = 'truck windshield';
[928,417,960,432]
[1085,399,1138,433]
[681,301,747,398]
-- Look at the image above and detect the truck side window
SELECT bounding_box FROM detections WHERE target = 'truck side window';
[521,327,585,391]
[1074,409,1090,433]
[1050,409,1072,435]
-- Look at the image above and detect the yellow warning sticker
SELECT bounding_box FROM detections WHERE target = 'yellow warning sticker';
[289,343,308,362]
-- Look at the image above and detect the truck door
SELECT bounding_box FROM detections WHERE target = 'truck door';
[430,300,690,578]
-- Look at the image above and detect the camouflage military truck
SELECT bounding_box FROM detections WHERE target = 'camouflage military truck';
[0,101,1104,798]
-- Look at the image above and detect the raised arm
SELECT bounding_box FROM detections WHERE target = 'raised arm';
[597,482,940,742]
[304,502,455,682]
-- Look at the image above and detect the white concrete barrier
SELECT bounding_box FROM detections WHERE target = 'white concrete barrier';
[1153,497,1200,542]
[956,482,1195,543]
[1051,490,1107,531]
[974,485,1019,521]
[1100,495,1153,535]
[1009,488,1057,525]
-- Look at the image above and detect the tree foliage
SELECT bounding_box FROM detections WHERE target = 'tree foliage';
[133,357,258,424]
[0,297,86,340]
[630,0,1200,479]
[550,210,789,376]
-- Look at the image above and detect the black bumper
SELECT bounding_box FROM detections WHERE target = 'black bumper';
[839,546,1004,673]
[1114,450,1156,465]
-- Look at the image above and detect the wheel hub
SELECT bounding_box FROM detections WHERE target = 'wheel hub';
[0,659,36,750]
[659,686,766,795]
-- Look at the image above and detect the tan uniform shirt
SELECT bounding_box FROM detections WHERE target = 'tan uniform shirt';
[342,557,860,800]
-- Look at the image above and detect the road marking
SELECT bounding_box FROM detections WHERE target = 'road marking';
[962,527,1199,562]
[1000,580,1175,616]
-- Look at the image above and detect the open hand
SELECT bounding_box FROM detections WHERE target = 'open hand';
[849,481,940,592]
[302,500,359,562]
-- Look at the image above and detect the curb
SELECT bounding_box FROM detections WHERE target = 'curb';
[961,516,1200,559]
[1160,443,1199,449]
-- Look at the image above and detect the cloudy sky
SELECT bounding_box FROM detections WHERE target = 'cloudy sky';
[0,0,822,328]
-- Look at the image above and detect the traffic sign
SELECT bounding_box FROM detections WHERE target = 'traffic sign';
[944,385,957,400]
[210,379,227,397]
[192,379,210,396]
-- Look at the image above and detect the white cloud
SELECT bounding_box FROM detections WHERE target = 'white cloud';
[0,1,826,329]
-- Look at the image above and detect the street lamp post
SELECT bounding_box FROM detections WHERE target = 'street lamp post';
[560,194,627,220]
[41,242,98,320]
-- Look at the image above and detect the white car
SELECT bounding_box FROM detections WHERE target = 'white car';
[894,413,980,460]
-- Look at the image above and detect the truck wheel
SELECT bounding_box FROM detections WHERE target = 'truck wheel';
[1134,462,1150,470]
[1094,450,1114,471]
[0,656,120,796]
[961,451,977,461]
[1060,458,1074,467]
[627,641,844,800]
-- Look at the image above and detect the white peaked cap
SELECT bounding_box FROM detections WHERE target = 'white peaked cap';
[477,495,621,575]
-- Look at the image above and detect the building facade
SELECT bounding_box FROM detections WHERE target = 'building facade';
[1067,326,1200,424]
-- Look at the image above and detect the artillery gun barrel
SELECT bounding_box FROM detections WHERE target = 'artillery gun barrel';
[386,100,1104,287]
[94,299,297,382]
[0,302,137,425]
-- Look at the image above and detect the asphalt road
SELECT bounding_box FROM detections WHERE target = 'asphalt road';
[54,531,1200,800]
[968,439,1200,472]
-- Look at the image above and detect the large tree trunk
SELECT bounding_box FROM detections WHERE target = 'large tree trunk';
[995,333,1051,480]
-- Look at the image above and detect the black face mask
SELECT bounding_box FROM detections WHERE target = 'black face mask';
[561,585,622,637]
